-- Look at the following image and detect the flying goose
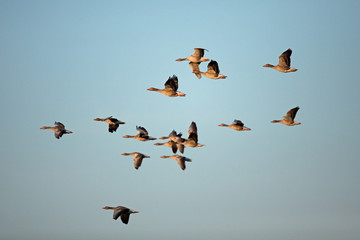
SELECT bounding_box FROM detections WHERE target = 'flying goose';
[123,126,157,141]
[176,48,209,79]
[147,75,185,97]
[94,116,125,133]
[180,122,204,148]
[160,155,192,170]
[121,152,150,169]
[193,60,227,79]
[40,122,73,139]
[102,206,139,224]
[271,106,301,126]
[219,120,251,131]
[263,49,298,72]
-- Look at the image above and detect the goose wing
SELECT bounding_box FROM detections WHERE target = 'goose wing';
[108,117,119,123]
[164,75,178,91]
[108,124,119,133]
[54,129,65,139]
[136,126,149,137]
[113,206,128,220]
[120,213,130,224]
[133,153,144,169]
[232,120,244,127]
[207,60,220,74]
[189,62,201,79]
[188,122,198,143]
[192,48,207,59]
[175,156,186,170]
[54,122,65,130]
[284,106,300,121]
[169,141,178,153]
[278,49,292,67]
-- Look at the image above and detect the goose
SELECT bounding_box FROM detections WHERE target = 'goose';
[40,122,73,139]
[219,120,251,131]
[147,75,185,97]
[160,155,192,170]
[193,60,227,79]
[180,122,204,148]
[123,126,157,141]
[271,106,301,126]
[159,130,185,153]
[93,116,125,133]
[102,206,139,224]
[176,48,209,63]
[176,48,209,79]
[154,141,178,153]
[263,49,298,72]
[121,152,150,169]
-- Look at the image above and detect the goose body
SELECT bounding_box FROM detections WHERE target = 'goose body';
[219,120,251,131]
[193,60,227,79]
[160,155,192,170]
[147,75,185,97]
[263,49,298,73]
[271,106,301,126]
[123,126,157,141]
[94,116,125,133]
[176,48,209,63]
[40,122,73,139]
[102,206,139,224]
[180,122,204,148]
[122,152,150,169]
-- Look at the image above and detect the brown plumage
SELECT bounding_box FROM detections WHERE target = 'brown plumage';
[160,155,192,170]
[93,116,125,133]
[193,60,227,79]
[147,75,185,97]
[40,122,73,139]
[180,122,204,148]
[263,49,298,72]
[158,130,186,153]
[219,120,251,131]
[176,48,210,79]
[121,152,150,169]
[271,106,301,126]
[102,206,139,224]
[123,126,156,141]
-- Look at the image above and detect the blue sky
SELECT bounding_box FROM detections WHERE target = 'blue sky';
[1,0,360,239]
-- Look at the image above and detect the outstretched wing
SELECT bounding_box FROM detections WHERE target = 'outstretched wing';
[207,60,220,74]
[164,75,178,91]
[176,157,186,170]
[285,106,300,121]
[188,122,198,143]
[108,124,119,133]
[192,48,207,58]
[54,122,65,130]
[113,206,127,220]
[120,213,130,224]
[232,120,244,127]
[136,126,149,137]
[54,130,64,139]
[189,62,201,79]
[133,153,144,169]
[278,49,292,67]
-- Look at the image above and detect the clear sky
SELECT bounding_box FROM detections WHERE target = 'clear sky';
[1,0,360,239]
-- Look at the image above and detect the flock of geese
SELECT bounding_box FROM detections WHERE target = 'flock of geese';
[40,48,300,224]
